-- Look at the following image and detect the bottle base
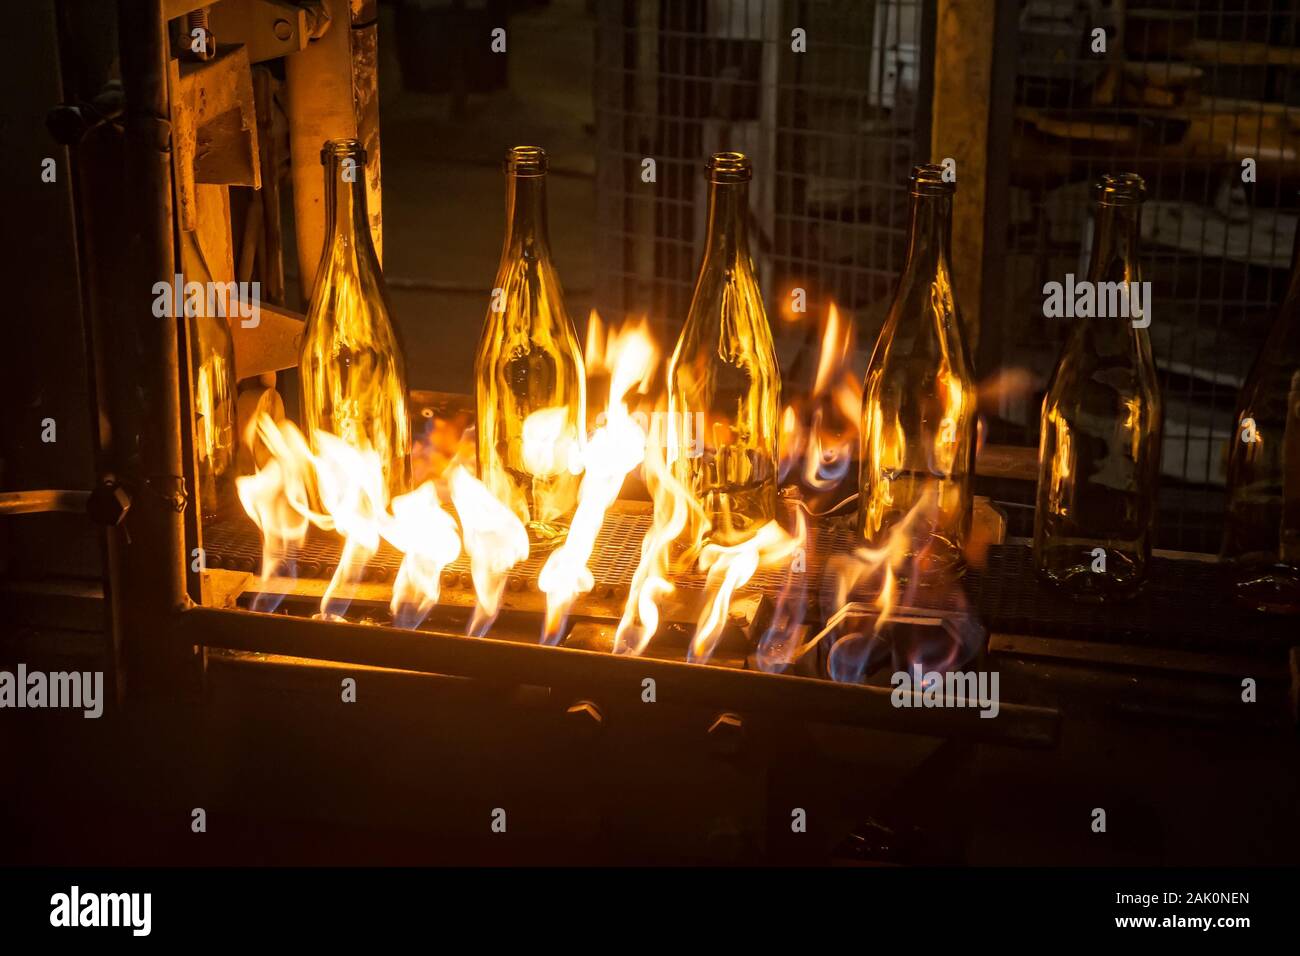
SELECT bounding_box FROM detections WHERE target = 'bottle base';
[526,519,569,555]
[897,541,967,584]
[1035,564,1144,603]
[1230,563,1300,615]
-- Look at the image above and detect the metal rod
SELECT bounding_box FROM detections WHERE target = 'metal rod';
[180,606,1060,748]
[0,490,90,515]
[115,0,193,696]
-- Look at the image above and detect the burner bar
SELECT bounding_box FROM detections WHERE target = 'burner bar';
[181,605,1060,748]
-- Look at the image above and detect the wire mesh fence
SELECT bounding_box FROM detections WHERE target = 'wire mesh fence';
[999,0,1299,552]
[593,0,928,352]
[593,0,1298,554]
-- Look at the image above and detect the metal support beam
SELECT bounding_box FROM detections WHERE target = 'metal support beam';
[182,605,1061,748]
[114,0,195,697]
[929,0,1000,353]
[285,0,382,301]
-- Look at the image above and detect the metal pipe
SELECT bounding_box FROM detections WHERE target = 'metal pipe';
[0,490,90,515]
[181,605,1061,748]
[114,0,193,695]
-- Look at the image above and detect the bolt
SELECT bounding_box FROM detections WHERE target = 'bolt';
[185,8,215,61]
[565,700,604,739]
[273,18,293,41]
[706,712,744,756]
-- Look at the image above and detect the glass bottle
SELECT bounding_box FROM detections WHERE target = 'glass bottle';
[300,138,411,500]
[1034,173,1162,600]
[1222,219,1300,613]
[191,313,237,519]
[475,146,586,550]
[857,164,977,579]
[182,231,239,520]
[667,151,780,548]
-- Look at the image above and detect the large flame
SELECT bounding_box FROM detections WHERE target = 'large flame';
[311,430,388,619]
[448,464,530,636]
[690,519,803,664]
[236,415,385,619]
[236,416,316,612]
[613,424,706,656]
[232,301,991,681]
[382,482,461,629]
[236,410,527,634]
[537,317,657,643]
[779,303,861,498]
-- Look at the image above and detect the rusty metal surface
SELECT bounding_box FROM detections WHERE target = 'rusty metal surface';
[168,43,261,232]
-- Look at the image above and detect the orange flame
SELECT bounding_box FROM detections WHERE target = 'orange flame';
[690,520,803,663]
[448,464,530,636]
[613,422,706,655]
[538,317,657,643]
[236,415,391,619]
[311,430,388,619]
[779,303,860,496]
[382,482,461,629]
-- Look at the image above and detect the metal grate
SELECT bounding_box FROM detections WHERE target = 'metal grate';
[994,0,1300,553]
[593,0,929,339]
[204,512,1293,656]
[202,506,851,595]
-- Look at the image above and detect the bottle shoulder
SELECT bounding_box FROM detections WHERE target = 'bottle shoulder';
[868,299,974,383]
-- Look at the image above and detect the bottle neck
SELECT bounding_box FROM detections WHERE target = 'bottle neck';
[504,173,551,258]
[703,179,751,265]
[1088,200,1141,284]
[901,190,953,278]
[324,155,374,256]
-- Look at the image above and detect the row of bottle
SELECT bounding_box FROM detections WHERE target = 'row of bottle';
[292,139,1298,612]
[294,142,779,550]
[864,163,1300,612]
[472,147,780,549]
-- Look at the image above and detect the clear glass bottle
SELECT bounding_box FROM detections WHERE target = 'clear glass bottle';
[475,146,586,550]
[1222,218,1300,613]
[300,138,412,500]
[191,312,237,519]
[1034,173,1162,600]
[182,228,239,520]
[857,164,977,579]
[667,151,780,548]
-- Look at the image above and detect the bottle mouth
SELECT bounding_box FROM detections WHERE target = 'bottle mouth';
[910,164,954,196]
[708,151,752,184]
[321,137,366,166]
[1094,172,1146,204]
[507,146,548,177]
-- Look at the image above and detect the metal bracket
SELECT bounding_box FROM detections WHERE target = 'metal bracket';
[208,0,314,64]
